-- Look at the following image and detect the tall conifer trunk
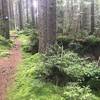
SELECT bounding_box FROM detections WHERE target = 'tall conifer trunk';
[38,0,56,53]
[90,0,95,34]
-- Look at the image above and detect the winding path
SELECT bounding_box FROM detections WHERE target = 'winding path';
[0,36,22,100]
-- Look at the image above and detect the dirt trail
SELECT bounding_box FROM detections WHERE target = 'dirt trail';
[0,36,22,100]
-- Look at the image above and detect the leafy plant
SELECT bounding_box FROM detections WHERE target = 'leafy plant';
[0,35,13,57]
[63,85,98,100]
[35,45,100,88]
[17,28,38,54]
[8,52,100,100]
[57,35,100,59]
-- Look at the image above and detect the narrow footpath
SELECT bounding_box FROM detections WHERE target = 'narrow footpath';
[0,36,22,100]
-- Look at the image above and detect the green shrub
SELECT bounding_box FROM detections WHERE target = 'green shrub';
[0,35,12,47]
[8,53,100,100]
[87,78,100,91]
[0,35,13,57]
[57,36,73,49]
[17,30,24,34]
[74,32,89,39]
[63,85,98,100]
[85,35,100,45]
[18,28,38,54]
[8,53,64,100]
[57,35,100,59]
[29,29,38,54]
[68,42,84,54]
[35,45,100,88]
[57,35,100,49]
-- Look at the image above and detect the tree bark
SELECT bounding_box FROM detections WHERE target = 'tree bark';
[2,0,10,39]
[90,0,95,34]
[18,0,23,30]
[46,0,56,50]
[30,0,35,26]
[38,0,56,53]
[26,0,29,23]
[38,0,47,53]
[8,0,15,30]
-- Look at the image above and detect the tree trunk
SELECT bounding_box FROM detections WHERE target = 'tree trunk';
[46,0,56,50]
[8,0,15,30]
[26,0,29,23]
[90,0,95,34]
[2,0,10,39]
[30,0,35,26]
[38,0,47,53]
[38,0,56,53]
[0,0,2,35]
[18,0,23,30]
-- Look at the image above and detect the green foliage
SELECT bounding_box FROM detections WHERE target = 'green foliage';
[18,34,30,46]
[73,32,89,39]
[17,28,38,54]
[57,35,100,59]
[0,35,12,47]
[57,35,73,49]
[35,45,100,89]
[0,35,12,57]
[57,35,100,49]
[17,23,38,54]
[29,29,38,54]
[8,52,100,100]
[84,35,100,46]
[63,85,98,100]
[8,53,64,100]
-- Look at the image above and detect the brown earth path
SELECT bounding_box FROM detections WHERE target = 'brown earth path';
[0,36,22,100]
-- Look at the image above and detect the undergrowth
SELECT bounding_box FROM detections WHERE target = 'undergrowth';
[17,28,38,54]
[8,53,64,100]
[0,35,13,57]
[8,51,100,100]
[8,32,100,100]
[57,35,100,59]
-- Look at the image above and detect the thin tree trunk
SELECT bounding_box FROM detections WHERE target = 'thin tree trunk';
[8,0,15,30]
[90,0,95,34]
[26,0,29,23]
[2,0,10,39]
[18,0,23,30]
[30,0,35,26]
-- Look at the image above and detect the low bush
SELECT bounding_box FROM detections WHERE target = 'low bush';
[8,53,64,100]
[29,29,38,54]
[0,35,13,57]
[63,85,98,100]
[74,32,89,39]
[57,35,100,59]
[57,35,73,49]
[0,35,12,47]
[17,28,38,54]
[35,45,100,89]
[8,53,100,100]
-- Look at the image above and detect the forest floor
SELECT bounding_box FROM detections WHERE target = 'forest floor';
[0,35,22,100]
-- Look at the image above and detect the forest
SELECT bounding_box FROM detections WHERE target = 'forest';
[0,0,100,100]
